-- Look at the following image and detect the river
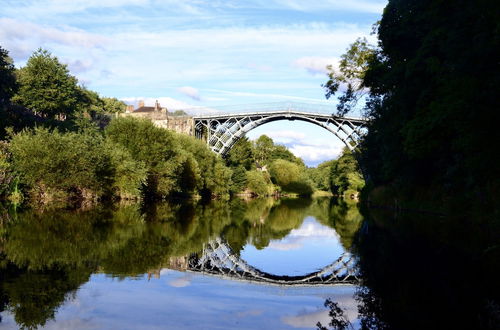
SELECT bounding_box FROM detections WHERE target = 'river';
[0,198,497,329]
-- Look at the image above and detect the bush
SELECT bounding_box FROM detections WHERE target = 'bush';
[9,128,115,200]
[0,141,14,197]
[269,159,314,195]
[175,134,231,197]
[246,170,272,196]
[105,117,181,198]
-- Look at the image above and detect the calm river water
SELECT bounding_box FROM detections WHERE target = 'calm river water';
[0,198,497,329]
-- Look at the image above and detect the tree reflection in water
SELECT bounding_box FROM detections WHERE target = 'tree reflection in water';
[319,206,500,330]
[0,197,361,329]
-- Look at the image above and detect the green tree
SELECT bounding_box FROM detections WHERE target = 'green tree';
[330,148,364,196]
[269,159,301,187]
[323,38,375,116]
[103,97,127,114]
[175,133,232,197]
[0,141,15,198]
[245,170,272,196]
[307,160,336,191]
[226,137,255,170]
[253,135,274,164]
[12,49,84,119]
[105,117,180,198]
[230,166,248,193]
[0,45,17,106]
[269,159,313,195]
[358,0,500,216]
[171,110,188,116]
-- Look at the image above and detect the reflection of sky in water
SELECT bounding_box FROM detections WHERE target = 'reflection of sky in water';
[0,211,357,329]
[1,272,358,330]
[241,216,345,276]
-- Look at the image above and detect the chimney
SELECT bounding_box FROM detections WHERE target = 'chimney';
[154,100,161,111]
[138,100,145,108]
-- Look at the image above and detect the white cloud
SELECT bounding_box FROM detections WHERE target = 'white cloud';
[282,309,331,328]
[268,219,339,251]
[293,56,338,75]
[0,18,108,58]
[120,96,220,115]
[265,130,306,144]
[289,144,343,164]
[65,59,94,73]
[168,277,191,288]
[249,127,345,165]
[282,294,358,328]
[177,86,201,101]
[271,0,386,14]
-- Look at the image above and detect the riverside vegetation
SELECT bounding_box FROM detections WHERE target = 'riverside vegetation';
[0,47,363,205]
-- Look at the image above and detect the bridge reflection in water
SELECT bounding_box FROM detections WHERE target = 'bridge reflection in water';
[187,237,359,286]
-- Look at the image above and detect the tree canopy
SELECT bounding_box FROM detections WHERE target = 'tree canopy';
[12,49,85,119]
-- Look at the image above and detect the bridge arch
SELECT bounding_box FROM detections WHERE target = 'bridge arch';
[192,103,367,156]
[188,237,359,286]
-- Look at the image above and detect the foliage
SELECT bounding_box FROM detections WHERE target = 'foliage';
[9,127,116,200]
[0,142,15,198]
[105,117,181,198]
[357,0,500,216]
[175,133,232,197]
[226,134,310,194]
[307,160,336,191]
[106,117,231,199]
[105,142,147,199]
[245,170,272,196]
[253,135,274,165]
[102,97,127,114]
[323,38,375,116]
[226,137,254,170]
[12,49,85,119]
[0,46,40,140]
[230,166,248,192]
[0,45,17,106]
[171,110,188,116]
[316,299,353,330]
[269,159,314,195]
[253,135,303,166]
[330,148,364,196]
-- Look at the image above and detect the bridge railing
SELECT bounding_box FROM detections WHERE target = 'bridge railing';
[185,101,365,120]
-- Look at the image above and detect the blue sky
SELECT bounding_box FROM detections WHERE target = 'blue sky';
[0,0,386,166]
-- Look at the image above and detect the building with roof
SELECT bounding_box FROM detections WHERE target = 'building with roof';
[122,100,194,135]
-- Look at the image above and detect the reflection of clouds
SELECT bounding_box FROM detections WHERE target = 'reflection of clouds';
[282,294,358,329]
[44,317,97,330]
[268,218,339,251]
[235,309,264,318]
[168,275,191,288]
[282,310,330,328]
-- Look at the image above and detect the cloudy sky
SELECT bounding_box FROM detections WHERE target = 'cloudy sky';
[0,0,386,166]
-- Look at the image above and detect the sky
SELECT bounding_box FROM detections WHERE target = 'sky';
[0,0,387,166]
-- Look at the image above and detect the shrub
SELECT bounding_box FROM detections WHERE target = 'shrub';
[9,127,115,200]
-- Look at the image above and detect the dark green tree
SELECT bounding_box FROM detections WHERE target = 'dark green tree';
[12,49,84,119]
[357,0,500,215]
[0,46,17,106]
[226,137,255,170]
[330,148,364,196]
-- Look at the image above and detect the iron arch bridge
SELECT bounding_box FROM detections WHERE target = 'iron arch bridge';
[187,237,360,286]
[192,102,368,156]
